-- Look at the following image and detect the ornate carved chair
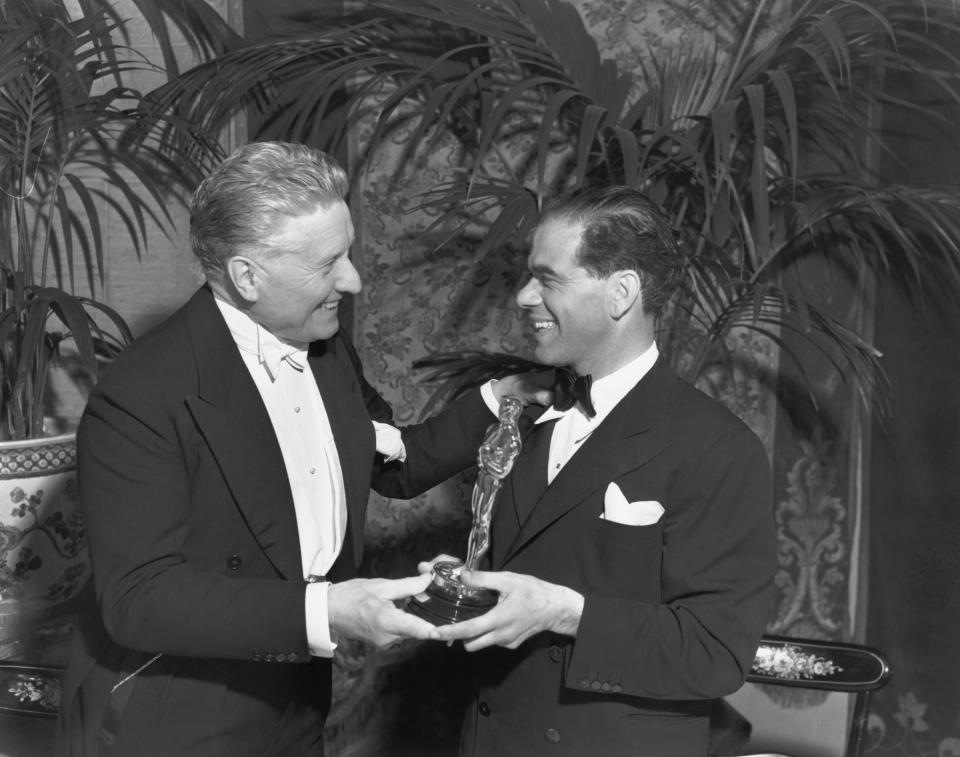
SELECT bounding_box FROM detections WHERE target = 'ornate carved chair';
[729,633,893,757]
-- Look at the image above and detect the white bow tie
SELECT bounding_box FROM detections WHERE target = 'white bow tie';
[259,338,306,381]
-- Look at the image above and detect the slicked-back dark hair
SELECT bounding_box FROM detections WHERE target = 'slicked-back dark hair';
[190,141,349,275]
[540,186,683,314]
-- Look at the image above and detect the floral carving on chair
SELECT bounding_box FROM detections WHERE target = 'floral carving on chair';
[751,643,842,681]
[5,670,61,713]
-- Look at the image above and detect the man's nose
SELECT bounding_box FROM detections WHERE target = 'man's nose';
[516,278,540,308]
[337,258,362,294]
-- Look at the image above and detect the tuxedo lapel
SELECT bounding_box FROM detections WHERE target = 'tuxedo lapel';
[183,289,303,580]
[490,417,553,567]
[500,362,675,566]
[512,418,555,524]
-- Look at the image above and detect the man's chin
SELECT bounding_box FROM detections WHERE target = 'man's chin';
[317,325,340,341]
[532,343,563,368]
[305,320,340,343]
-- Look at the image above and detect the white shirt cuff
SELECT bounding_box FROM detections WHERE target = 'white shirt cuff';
[305,581,338,658]
[480,379,501,416]
[373,421,406,463]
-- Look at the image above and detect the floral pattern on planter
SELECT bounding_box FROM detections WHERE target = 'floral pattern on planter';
[0,434,88,626]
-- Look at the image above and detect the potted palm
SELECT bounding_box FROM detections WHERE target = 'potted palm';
[0,0,228,635]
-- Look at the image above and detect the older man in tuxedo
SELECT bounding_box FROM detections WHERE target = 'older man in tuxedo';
[57,141,546,756]
[431,187,777,756]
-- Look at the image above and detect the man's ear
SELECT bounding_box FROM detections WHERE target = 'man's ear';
[225,256,260,304]
[610,270,642,319]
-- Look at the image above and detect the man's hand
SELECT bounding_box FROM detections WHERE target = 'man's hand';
[492,371,554,407]
[429,570,584,652]
[328,574,436,648]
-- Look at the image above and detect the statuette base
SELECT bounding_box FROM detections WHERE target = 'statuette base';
[405,561,497,626]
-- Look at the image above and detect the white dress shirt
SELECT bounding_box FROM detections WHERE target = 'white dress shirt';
[215,298,368,658]
[482,344,659,485]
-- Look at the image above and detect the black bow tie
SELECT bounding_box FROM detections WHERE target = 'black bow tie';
[552,368,596,418]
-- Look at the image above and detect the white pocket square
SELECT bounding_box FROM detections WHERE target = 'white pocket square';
[601,483,665,526]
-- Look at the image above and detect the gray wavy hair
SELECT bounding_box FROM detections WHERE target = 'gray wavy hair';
[190,141,349,274]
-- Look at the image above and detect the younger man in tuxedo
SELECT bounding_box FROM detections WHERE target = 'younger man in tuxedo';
[431,187,777,757]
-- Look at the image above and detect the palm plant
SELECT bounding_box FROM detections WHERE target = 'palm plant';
[139,0,960,409]
[0,0,233,440]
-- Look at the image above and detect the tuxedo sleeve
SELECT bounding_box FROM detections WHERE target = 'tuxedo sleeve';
[333,332,494,497]
[372,389,493,497]
[565,423,776,700]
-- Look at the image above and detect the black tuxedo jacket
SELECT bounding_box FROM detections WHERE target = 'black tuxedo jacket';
[56,287,492,757]
[461,357,777,757]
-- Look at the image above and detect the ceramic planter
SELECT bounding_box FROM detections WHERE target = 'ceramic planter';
[0,433,88,630]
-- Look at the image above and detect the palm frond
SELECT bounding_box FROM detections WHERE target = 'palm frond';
[2,0,216,439]
[413,349,545,419]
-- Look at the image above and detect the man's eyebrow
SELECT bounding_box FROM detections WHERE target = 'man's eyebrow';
[320,246,351,265]
[529,262,560,277]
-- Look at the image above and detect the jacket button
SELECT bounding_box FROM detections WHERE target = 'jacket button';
[478,701,491,717]
[544,728,560,743]
[548,645,563,663]
[611,684,622,693]
[601,682,612,692]
[590,680,602,690]
[579,678,590,688]
[227,554,243,571]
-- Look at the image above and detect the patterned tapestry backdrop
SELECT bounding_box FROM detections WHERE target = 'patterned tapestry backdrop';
[324,2,866,756]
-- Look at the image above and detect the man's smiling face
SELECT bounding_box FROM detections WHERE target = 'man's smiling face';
[516,217,616,377]
[246,200,360,343]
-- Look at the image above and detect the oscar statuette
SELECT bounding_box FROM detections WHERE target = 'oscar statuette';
[406,395,523,624]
